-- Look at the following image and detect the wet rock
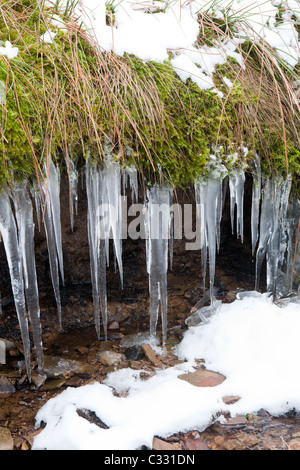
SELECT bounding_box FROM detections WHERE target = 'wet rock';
[142,344,163,367]
[152,437,182,450]
[222,395,241,405]
[178,369,226,387]
[96,350,123,366]
[108,321,119,330]
[0,376,15,397]
[31,372,47,389]
[124,346,145,361]
[40,378,66,391]
[43,355,83,378]
[0,427,13,450]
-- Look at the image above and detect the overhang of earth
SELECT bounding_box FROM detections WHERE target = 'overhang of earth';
[0,0,299,192]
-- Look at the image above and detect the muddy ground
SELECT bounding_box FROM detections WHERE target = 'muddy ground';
[1,173,299,451]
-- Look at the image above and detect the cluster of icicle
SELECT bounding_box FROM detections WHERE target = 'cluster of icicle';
[0,152,299,380]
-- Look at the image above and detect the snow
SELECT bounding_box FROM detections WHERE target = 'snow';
[0,41,18,59]
[45,0,299,95]
[33,292,300,450]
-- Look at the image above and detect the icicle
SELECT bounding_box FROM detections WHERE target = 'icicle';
[45,160,64,284]
[13,182,44,371]
[146,185,171,345]
[38,159,64,326]
[67,158,78,232]
[255,174,293,298]
[122,166,138,202]
[105,158,123,288]
[0,190,31,380]
[251,154,261,255]
[86,154,124,340]
[229,168,245,243]
[195,160,227,303]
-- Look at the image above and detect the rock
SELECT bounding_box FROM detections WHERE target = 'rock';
[124,346,145,361]
[142,344,163,367]
[43,355,83,378]
[0,427,14,450]
[152,437,182,451]
[40,378,66,391]
[184,435,209,450]
[222,395,241,405]
[0,376,15,398]
[96,350,123,366]
[31,372,47,389]
[288,438,300,450]
[178,369,226,387]
[108,321,119,330]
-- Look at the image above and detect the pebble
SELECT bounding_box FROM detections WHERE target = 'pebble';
[142,344,163,367]
[0,376,15,398]
[96,350,123,366]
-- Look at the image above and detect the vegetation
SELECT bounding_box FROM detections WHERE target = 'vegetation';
[0,0,299,194]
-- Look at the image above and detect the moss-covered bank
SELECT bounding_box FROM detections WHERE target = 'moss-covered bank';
[0,0,299,194]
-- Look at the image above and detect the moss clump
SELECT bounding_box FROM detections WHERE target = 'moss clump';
[0,0,299,194]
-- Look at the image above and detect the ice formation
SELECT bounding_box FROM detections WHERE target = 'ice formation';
[0,190,31,379]
[145,185,172,344]
[0,152,299,380]
[229,169,246,243]
[255,174,295,298]
[12,183,44,371]
[38,160,64,327]
[194,160,228,302]
[85,154,125,339]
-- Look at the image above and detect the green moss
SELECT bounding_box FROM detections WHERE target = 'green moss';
[0,0,299,194]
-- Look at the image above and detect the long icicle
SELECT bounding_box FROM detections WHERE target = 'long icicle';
[13,182,44,371]
[0,190,31,381]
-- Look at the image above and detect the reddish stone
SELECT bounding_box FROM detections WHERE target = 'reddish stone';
[178,369,226,387]
[152,437,182,450]
[184,435,209,450]
[222,395,241,405]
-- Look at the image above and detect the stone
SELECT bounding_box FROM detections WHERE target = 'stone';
[0,376,15,398]
[108,321,119,330]
[31,372,47,389]
[288,438,300,450]
[124,345,145,361]
[152,437,182,450]
[43,355,83,378]
[142,344,163,367]
[178,369,226,387]
[0,427,14,450]
[222,395,241,405]
[40,378,66,391]
[184,435,209,450]
[96,350,123,366]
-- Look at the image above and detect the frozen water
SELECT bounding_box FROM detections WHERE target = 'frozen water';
[38,160,64,326]
[195,161,227,301]
[229,169,245,243]
[255,175,293,298]
[146,185,172,344]
[185,299,222,327]
[251,154,261,255]
[67,157,78,232]
[13,182,44,371]
[0,190,31,380]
